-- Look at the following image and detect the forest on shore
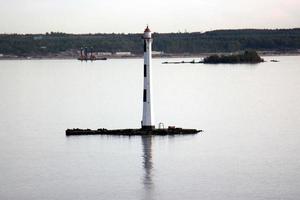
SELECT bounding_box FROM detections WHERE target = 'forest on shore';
[0,28,300,57]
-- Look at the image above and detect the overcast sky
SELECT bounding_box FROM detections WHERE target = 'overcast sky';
[0,0,299,34]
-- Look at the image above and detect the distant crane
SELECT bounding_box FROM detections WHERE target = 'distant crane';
[78,47,107,61]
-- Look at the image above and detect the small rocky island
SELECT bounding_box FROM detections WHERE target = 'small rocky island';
[66,127,202,136]
[203,51,264,64]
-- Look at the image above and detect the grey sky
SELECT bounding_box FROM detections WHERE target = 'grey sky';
[0,0,299,33]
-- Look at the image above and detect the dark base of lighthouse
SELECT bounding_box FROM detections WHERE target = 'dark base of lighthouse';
[66,127,202,136]
[141,125,155,130]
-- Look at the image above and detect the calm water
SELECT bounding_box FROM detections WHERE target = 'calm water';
[0,56,300,200]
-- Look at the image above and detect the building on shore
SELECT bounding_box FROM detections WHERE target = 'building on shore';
[97,52,112,56]
[115,52,132,56]
[152,51,164,56]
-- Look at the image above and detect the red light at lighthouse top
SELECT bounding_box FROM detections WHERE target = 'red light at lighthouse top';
[143,26,152,39]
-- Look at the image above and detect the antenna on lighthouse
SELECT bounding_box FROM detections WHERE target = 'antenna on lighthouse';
[142,26,155,130]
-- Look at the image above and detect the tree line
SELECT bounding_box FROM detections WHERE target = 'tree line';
[0,29,299,56]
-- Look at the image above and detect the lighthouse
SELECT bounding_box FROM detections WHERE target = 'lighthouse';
[66,26,202,136]
[142,26,155,130]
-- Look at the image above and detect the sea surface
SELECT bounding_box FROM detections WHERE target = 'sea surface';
[0,56,300,200]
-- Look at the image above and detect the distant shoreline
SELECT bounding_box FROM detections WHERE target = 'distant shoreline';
[1,29,299,61]
[0,51,300,60]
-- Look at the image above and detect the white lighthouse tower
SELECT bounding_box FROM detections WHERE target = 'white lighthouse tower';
[142,26,155,130]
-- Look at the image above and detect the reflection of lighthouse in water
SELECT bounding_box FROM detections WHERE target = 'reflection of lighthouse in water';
[142,135,153,189]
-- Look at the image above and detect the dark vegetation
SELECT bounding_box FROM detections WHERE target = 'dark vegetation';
[203,51,264,64]
[0,29,300,56]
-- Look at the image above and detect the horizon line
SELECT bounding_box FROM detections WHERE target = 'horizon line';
[1,27,300,35]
